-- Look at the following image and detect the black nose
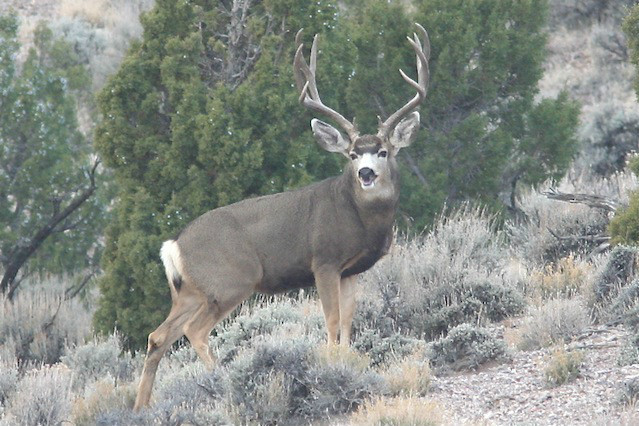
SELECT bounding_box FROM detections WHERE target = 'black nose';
[358,167,375,180]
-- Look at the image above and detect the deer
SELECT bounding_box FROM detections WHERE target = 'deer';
[133,23,430,410]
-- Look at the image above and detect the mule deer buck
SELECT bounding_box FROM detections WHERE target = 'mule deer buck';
[134,24,430,410]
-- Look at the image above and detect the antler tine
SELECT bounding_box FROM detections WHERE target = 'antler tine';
[294,29,359,142]
[377,23,430,140]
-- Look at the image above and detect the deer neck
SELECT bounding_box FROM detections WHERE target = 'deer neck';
[337,166,399,230]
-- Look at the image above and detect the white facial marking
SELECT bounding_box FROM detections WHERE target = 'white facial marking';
[356,152,384,190]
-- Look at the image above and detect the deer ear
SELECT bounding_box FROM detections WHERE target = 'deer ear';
[390,111,420,151]
[311,119,350,155]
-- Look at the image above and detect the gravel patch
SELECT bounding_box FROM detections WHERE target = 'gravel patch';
[430,325,639,425]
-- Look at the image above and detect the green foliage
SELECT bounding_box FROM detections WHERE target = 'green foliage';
[609,194,639,245]
[0,15,104,282]
[95,0,578,348]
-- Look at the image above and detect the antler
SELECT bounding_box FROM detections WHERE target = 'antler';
[377,23,430,140]
[294,29,359,143]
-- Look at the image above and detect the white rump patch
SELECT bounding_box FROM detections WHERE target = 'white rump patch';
[160,240,184,288]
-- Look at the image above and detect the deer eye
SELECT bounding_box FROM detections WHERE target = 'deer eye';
[349,153,358,161]
[378,150,388,158]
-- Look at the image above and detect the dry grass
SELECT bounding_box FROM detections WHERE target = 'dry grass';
[544,347,584,386]
[315,344,372,373]
[529,255,593,301]
[349,396,443,426]
[381,350,431,397]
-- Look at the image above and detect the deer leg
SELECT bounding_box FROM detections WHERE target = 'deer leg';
[314,266,341,344]
[134,301,197,410]
[339,275,358,346]
[183,302,219,370]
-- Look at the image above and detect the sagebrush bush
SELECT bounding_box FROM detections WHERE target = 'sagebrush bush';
[593,245,638,301]
[544,348,584,386]
[352,329,421,367]
[427,324,509,371]
[618,333,639,366]
[578,101,639,176]
[609,279,639,326]
[518,298,590,350]
[71,376,137,426]
[508,189,609,267]
[0,285,92,364]
[54,0,154,90]
[3,366,72,426]
[356,207,523,342]
[210,298,325,364]
[61,333,138,390]
[547,0,635,29]
[0,359,18,408]
[617,376,639,406]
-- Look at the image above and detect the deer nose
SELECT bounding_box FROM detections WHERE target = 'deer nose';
[358,167,376,180]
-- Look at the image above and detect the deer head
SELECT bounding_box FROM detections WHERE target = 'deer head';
[294,24,430,196]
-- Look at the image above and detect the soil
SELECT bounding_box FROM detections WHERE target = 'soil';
[429,324,639,425]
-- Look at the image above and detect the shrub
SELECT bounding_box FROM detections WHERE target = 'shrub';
[617,376,639,406]
[71,376,137,426]
[593,245,638,301]
[544,348,584,386]
[356,207,523,341]
[0,286,92,364]
[352,329,421,367]
[211,298,324,364]
[61,333,138,390]
[518,298,590,350]
[508,189,609,266]
[427,324,509,372]
[224,335,313,425]
[609,279,639,326]
[300,362,387,419]
[349,396,443,426]
[618,333,639,366]
[578,100,639,176]
[3,365,72,426]
[0,359,18,408]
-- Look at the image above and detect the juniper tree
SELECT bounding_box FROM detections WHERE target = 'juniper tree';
[0,15,104,299]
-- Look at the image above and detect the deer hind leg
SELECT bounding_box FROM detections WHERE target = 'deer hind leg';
[133,298,199,410]
[339,275,358,346]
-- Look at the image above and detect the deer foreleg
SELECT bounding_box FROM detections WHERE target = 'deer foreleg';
[339,275,358,346]
[314,266,341,344]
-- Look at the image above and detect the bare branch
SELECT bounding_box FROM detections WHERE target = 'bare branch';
[1,158,100,300]
[542,188,621,212]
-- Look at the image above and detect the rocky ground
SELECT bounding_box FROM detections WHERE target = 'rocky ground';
[430,324,639,425]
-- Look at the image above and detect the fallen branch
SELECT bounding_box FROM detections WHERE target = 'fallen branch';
[542,188,621,212]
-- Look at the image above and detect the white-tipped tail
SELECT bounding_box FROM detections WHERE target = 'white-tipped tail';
[160,240,184,299]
